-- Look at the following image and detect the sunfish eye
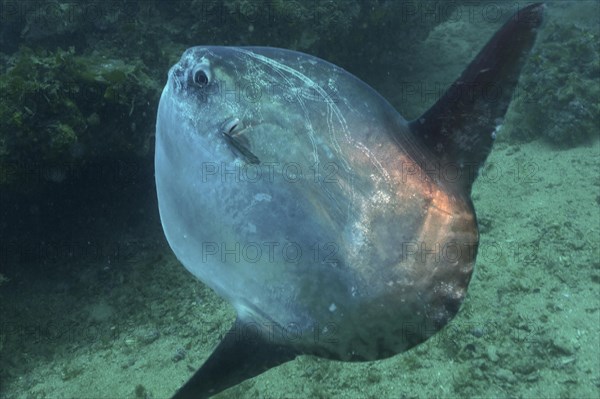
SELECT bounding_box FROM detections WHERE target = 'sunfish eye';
[193,67,210,87]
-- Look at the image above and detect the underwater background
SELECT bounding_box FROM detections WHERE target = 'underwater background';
[0,1,598,398]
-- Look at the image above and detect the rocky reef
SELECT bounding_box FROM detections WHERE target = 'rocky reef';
[0,0,597,190]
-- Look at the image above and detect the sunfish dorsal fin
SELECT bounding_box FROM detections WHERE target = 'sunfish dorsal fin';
[171,317,297,399]
[408,3,544,194]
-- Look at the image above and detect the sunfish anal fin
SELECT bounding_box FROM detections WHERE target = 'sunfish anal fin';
[171,318,297,399]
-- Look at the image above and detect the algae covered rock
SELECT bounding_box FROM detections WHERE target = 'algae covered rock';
[507,20,599,147]
[0,46,159,187]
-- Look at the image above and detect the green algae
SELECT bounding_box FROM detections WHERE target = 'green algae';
[508,21,600,147]
[0,46,159,186]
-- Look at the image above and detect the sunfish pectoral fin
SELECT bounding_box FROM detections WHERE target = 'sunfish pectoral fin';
[171,317,298,399]
[408,3,544,194]
[223,130,261,164]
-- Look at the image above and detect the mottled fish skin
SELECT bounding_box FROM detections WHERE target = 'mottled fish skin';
[159,44,475,357]
[155,3,545,399]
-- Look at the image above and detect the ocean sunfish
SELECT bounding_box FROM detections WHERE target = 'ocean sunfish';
[155,3,544,398]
